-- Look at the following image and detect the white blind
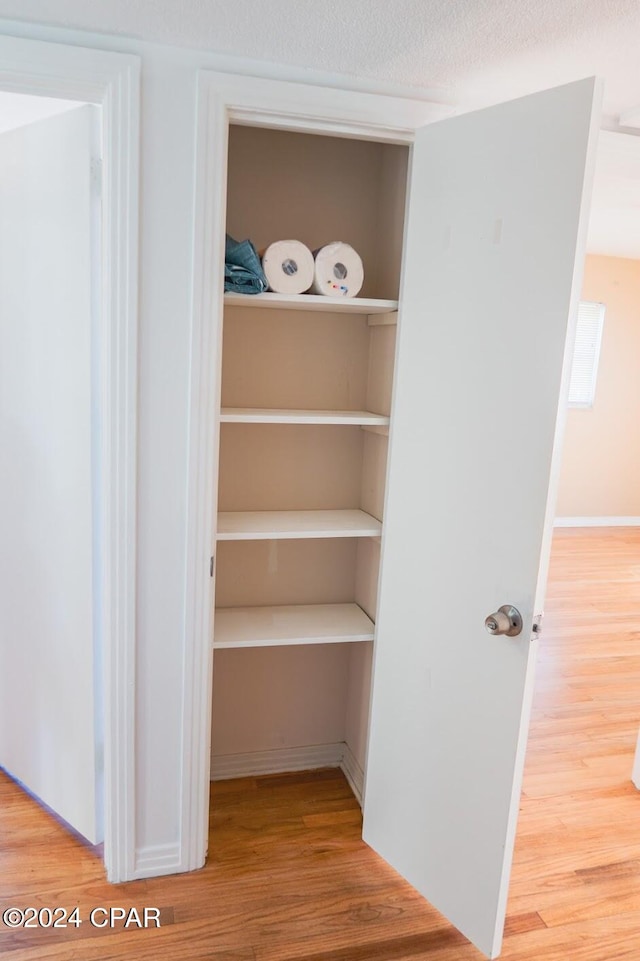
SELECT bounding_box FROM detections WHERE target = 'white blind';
[568,301,605,407]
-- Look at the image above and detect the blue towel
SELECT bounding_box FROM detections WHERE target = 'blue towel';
[224,234,268,294]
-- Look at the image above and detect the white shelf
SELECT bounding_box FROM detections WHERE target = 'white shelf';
[217,509,382,540]
[224,291,398,314]
[213,603,375,649]
[220,407,390,426]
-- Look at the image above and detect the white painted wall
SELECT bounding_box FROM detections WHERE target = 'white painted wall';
[0,90,82,134]
[587,131,640,260]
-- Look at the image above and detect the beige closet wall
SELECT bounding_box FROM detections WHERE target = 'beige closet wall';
[226,126,407,300]
[556,255,640,518]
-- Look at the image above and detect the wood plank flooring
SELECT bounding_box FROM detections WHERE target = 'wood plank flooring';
[1,528,639,960]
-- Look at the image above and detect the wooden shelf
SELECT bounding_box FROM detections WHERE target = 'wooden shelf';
[220,408,390,426]
[224,292,398,314]
[217,509,382,540]
[213,603,375,649]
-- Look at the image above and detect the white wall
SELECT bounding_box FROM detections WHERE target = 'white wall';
[0,90,82,134]
[0,16,429,868]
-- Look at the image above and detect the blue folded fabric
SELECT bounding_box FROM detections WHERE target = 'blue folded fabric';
[224,234,268,294]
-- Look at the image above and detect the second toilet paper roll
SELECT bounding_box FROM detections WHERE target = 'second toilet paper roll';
[261,240,315,294]
[311,242,364,298]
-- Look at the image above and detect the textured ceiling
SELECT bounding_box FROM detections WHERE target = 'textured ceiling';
[1,1,639,256]
[1,0,640,119]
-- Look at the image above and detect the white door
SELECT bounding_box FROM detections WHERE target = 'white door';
[363,78,600,958]
[0,105,103,844]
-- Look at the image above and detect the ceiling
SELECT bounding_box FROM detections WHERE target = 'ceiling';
[1,0,640,120]
[0,0,638,255]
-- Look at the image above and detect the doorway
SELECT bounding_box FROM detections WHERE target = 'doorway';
[183,68,601,960]
[506,219,640,945]
[0,35,139,882]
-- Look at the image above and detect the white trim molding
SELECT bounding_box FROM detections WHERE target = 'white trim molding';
[211,743,345,781]
[0,34,140,883]
[554,516,640,527]
[182,70,444,873]
[133,843,182,880]
[210,741,365,807]
[341,744,365,806]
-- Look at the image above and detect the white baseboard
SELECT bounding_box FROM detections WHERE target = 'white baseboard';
[135,744,364,880]
[211,742,366,808]
[340,743,364,806]
[211,742,344,780]
[554,516,640,528]
[133,843,182,879]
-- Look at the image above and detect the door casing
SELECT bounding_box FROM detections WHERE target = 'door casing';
[184,71,451,870]
[0,33,140,882]
[184,77,596,953]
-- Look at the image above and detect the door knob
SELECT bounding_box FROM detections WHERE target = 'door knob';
[485,605,523,636]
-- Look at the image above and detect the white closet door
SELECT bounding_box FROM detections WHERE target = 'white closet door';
[363,79,599,958]
[0,105,102,844]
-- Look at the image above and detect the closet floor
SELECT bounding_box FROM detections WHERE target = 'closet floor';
[1,528,639,961]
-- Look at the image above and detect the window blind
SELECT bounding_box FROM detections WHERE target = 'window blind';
[568,301,605,407]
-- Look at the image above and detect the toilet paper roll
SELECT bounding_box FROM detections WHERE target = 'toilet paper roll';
[310,242,364,298]
[261,240,315,294]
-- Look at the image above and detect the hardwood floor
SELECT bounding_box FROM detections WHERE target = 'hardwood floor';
[1,528,639,960]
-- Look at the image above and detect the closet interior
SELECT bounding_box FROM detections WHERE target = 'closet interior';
[210,123,410,799]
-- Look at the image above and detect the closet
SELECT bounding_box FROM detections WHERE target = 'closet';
[210,125,409,794]
[192,72,599,959]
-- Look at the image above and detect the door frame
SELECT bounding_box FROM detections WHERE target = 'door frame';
[0,33,140,882]
[182,70,450,870]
